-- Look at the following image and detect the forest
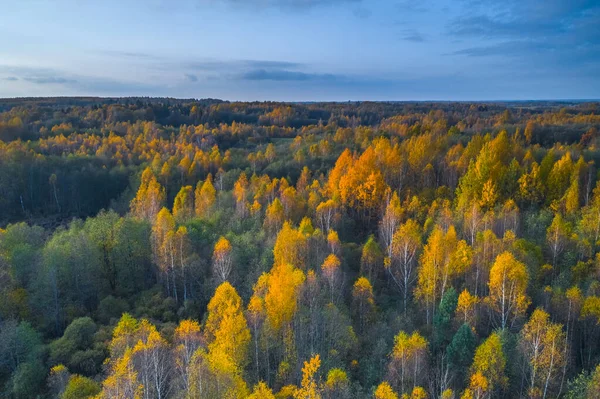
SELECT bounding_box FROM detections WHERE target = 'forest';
[1,97,600,399]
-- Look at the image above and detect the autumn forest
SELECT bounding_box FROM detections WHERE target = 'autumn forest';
[2,98,600,399]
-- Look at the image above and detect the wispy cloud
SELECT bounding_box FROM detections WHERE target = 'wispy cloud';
[241,69,338,81]
[23,76,77,84]
[184,73,198,82]
[401,29,425,42]
[2,77,19,81]
[192,0,361,10]
[448,0,600,76]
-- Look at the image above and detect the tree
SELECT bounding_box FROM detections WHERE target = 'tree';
[265,198,285,235]
[175,226,191,301]
[361,235,383,282]
[321,254,341,303]
[587,364,600,398]
[415,225,471,323]
[456,289,479,326]
[130,167,166,221]
[249,381,276,399]
[195,176,216,218]
[389,331,428,394]
[212,236,233,284]
[390,219,421,313]
[446,323,476,387]
[352,277,376,331]
[233,172,249,218]
[132,324,171,399]
[469,333,506,394]
[152,208,177,298]
[265,262,306,334]
[433,288,458,352]
[174,320,204,396]
[324,368,350,399]
[521,308,567,399]
[273,222,307,268]
[294,354,321,399]
[61,374,101,399]
[375,382,399,399]
[380,191,403,260]
[316,199,338,233]
[205,282,250,370]
[546,213,572,268]
[486,251,530,329]
[99,348,143,399]
[173,185,194,222]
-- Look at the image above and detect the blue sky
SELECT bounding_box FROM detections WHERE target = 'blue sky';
[0,0,598,100]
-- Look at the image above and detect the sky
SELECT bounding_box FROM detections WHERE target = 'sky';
[0,0,598,101]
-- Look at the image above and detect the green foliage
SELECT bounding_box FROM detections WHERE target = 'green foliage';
[432,287,458,352]
[61,375,101,399]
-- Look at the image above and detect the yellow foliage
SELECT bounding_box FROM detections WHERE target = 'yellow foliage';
[471,333,506,391]
[265,263,306,333]
[374,382,399,399]
[487,251,530,329]
[249,381,276,399]
[195,176,216,218]
[273,222,307,268]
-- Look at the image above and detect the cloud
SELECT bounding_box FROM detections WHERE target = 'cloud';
[448,0,600,75]
[195,0,361,9]
[401,29,425,42]
[2,77,19,81]
[100,50,165,61]
[241,68,338,81]
[23,76,77,84]
[182,59,303,71]
[184,73,198,82]
[0,64,162,95]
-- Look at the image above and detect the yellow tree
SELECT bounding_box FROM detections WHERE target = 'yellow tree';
[469,333,506,394]
[521,308,567,399]
[175,226,191,301]
[99,348,143,399]
[316,199,339,233]
[456,289,479,326]
[375,382,399,399]
[264,198,285,235]
[380,191,404,260]
[130,167,166,221]
[324,368,350,399]
[132,326,171,399]
[173,185,194,222]
[327,230,341,256]
[546,213,572,268]
[486,251,530,329]
[249,381,276,399]
[265,263,306,334]
[294,354,322,399]
[461,372,489,399]
[415,225,471,323]
[390,219,422,313]
[247,279,267,381]
[389,331,428,394]
[233,172,249,218]
[174,319,204,396]
[212,236,233,283]
[152,208,177,298]
[205,282,251,372]
[321,254,341,303]
[195,175,216,218]
[273,222,308,268]
[352,277,376,331]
